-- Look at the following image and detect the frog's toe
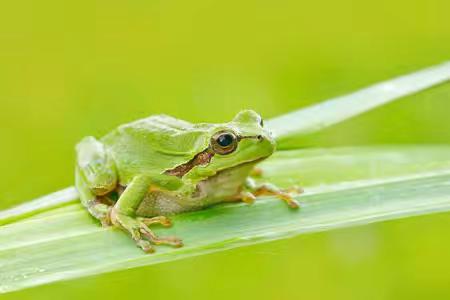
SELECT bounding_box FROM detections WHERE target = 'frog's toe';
[239,191,256,205]
[139,224,183,248]
[137,216,172,227]
[285,185,304,195]
[277,192,300,209]
[133,239,153,253]
[252,184,301,209]
[128,227,156,253]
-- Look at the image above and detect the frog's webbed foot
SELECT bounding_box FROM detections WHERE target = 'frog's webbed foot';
[87,198,113,227]
[137,216,173,227]
[244,178,302,209]
[237,191,256,204]
[111,210,183,253]
[253,184,301,209]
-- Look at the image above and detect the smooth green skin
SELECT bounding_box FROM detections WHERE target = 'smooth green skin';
[75,110,278,251]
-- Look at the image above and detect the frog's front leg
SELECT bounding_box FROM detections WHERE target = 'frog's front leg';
[111,175,183,253]
[76,136,118,226]
[76,168,113,226]
[242,177,302,209]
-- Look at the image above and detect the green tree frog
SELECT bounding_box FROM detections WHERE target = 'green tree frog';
[75,110,300,253]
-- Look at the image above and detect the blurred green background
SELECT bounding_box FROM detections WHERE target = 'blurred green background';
[1,0,449,299]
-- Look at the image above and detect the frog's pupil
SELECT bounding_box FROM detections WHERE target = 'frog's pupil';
[217,134,234,147]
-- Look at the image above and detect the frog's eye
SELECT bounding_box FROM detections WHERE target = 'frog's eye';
[259,118,264,127]
[211,131,238,155]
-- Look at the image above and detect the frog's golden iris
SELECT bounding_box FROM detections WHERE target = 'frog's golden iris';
[211,131,238,155]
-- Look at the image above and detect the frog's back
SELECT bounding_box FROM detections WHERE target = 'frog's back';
[121,114,194,136]
[101,115,211,184]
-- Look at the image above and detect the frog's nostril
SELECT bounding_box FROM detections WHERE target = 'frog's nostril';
[257,135,263,141]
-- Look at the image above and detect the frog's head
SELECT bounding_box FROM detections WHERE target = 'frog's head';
[210,109,275,160]
[181,110,276,179]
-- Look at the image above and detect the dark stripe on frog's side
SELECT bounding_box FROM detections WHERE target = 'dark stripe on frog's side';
[164,148,215,177]
[163,134,263,178]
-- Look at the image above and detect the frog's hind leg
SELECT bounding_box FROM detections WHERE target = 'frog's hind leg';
[75,136,118,226]
[242,178,302,209]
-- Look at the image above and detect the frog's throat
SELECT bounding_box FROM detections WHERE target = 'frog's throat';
[164,148,215,178]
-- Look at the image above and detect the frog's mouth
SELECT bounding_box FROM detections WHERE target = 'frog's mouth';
[231,156,267,168]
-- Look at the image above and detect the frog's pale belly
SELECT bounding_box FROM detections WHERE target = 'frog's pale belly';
[135,161,257,216]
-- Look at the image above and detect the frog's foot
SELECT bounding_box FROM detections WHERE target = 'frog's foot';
[284,185,304,195]
[237,191,256,205]
[87,199,113,227]
[253,183,302,209]
[137,216,173,227]
[111,210,183,253]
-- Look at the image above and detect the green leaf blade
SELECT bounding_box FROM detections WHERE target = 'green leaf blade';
[2,63,449,226]
[0,188,78,226]
[1,146,450,293]
[267,61,450,146]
